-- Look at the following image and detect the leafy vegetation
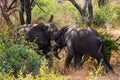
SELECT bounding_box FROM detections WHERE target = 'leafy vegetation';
[101,33,119,60]
[0,30,65,79]
[93,4,120,26]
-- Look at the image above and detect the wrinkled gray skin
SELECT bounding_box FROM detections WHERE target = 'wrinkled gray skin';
[53,26,113,72]
[16,22,58,58]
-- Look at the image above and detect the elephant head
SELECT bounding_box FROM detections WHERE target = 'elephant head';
[52,26,102,59]
[14,22,59,59]
[52,26,73,59]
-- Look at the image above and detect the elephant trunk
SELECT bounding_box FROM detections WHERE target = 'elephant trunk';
[52,26,68,59]
[53,44,61,60]
[52,26,68,40]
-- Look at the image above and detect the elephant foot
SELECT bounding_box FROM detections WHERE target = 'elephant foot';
[105,66,114,73]
[64,63,70,69]
[74,66,80,71]
[61,68,69,75]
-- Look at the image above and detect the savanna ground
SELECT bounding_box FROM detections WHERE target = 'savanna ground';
[0,0,120,80]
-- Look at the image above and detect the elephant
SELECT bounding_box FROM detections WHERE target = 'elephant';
[52,25,113,72]
[13,15,58,59]
[14,22,58,59]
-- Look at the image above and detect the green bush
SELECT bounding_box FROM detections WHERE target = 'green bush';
[0,30,43,76]
[0,29,65,79]
[0,61,66,80]
[93,4,120,26]
[100,33,119,60]
[32,0,55,22]
[0,43,42,75]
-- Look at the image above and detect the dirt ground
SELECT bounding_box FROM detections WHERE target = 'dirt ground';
[53,27,120,80]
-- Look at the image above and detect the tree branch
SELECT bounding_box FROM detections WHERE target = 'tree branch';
[0,7,14,26]
[34,2,49,16]
[69,0,83,17]
[7,0,17,11]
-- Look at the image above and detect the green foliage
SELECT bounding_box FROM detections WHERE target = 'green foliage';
[0,60,65,80]
[0,30,41,76]
[32,0,55,22]
[0,42,42,76]
[100,33,119,60]
[0,72,14,80]
[0,29,65,79]
[93,4,120,26]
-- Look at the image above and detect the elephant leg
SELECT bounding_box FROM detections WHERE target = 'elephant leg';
[65,42,74,68]
[97,39,113,72]
[38,44,53,67]
[96,52,113,72]
[53,44,61,59]
[42,45,51,54]
[96,57,101,65]
[37,44,51,59]
[74,53,83,70]
[42,45,51,59]
[101,48,113,72]
[98,41,113,72]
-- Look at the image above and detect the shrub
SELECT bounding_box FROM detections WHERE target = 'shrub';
[0,29,65,80]
[0,43,42,75]
[100,33,119,60]
[0,30,43,76]
[93,4,120,26]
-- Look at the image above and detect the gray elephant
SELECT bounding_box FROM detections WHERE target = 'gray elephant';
[52,25,113,72]
[14,22,58,59]
[13,15,58,58]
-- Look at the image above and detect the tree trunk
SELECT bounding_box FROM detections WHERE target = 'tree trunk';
[69,0,83,17]
[0,1,14,26]
[19,0,34,25]
[98,0,105,7]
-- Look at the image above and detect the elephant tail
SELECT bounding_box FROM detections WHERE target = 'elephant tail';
[97,37,103,54]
